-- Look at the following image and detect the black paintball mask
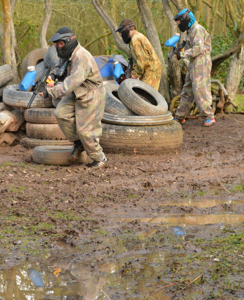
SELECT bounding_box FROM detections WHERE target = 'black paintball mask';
[173,10,191,32]
[116,22,135,44]
[49,27,78,59]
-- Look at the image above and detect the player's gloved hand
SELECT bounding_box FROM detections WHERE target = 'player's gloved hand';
[42,88,49,99]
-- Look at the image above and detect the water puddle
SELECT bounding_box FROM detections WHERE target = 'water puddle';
[0,250,172,300]
[117,214,244,226]
[162,199,244,208]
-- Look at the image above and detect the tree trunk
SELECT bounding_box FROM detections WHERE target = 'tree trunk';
[10,0,19,81]
[212,27,244,73]
[40,0,52,49]
[162,0,183,98]
[170,0,184,11]
[210,0,220,36]
[136,0,170,102]
[225,45,244,112]
[92,0,130,57]
[2,0,12,65]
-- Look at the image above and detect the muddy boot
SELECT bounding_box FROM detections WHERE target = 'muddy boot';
[87,157,107,169]
[69,140,85,162]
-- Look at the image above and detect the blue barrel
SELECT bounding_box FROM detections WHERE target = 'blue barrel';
[99,58,114,77]
[20,66,36,91]
[113,62,124,81]
[165,34,180,47]
[27,268,44,287]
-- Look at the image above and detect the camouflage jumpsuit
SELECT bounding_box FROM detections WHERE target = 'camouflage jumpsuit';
[130,31,162,91]
[47,44,106,162]
[175,21,214,120]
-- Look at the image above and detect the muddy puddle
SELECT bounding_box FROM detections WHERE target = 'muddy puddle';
[117,213,244,226]
[0,248,172,300]
[162,199,244,208]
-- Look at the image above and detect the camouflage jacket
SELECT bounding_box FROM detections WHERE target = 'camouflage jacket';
[47,43,103,99]
[129,31,161,79]
[180,21,211,60]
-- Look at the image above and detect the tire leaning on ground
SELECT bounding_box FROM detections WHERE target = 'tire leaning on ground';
[21,48,47,77]
[32,146,87,166]
[0,64,14,87]
[118,79,168,116]
[100,121,183,154]
[102,111,173,126]
[104,84,135,116]
[21,137,73,148]
[3,84,53,108]
[26,123,66,140]
[24,108,57,124]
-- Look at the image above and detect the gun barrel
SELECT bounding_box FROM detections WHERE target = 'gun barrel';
[26,93,37,109]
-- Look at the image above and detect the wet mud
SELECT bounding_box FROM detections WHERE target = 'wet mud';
[0,114,244,299]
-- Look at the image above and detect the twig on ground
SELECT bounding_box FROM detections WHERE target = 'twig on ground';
[211,167,232,194]
[180,274,203,292]
[101,289,111,300]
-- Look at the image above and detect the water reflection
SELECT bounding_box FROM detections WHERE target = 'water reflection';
[162,199,244,208]
[0,250,171,300]
[118,214,244,226]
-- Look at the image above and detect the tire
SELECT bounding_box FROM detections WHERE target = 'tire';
[32,146,87,166]
[102,111,173,126]
[104,84,135,116]
[21,48,47,77]
[100,121,183,154]
[21,137,73,148]
[118,79,168,116]
[44,45,59,69]
[35,61,47,83]
[24,108,57,124]
[26,123,66,140]
[0,65,14,88]
[3,84,53,108]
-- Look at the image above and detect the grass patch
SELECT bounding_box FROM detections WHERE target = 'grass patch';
[235,94,244,111]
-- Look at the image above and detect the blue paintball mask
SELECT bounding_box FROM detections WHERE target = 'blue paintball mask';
[173,9,191,32]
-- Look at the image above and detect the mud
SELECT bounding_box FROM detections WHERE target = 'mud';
[0,114,244,299]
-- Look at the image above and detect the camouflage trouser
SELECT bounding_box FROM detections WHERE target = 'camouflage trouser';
[54,86,106,162]
[175,54,214,119]
[140,66,162,91]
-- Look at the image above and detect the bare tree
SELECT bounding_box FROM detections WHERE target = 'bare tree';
[2,0,12,65]
[170,0,184,11]
[162,0,183,97]
[92,0,130,57]
[40,0,52,49]
[136,0,170,101]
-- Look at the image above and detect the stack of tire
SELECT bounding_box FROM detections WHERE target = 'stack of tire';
[101,79,183,154]
[3,48,73,150]
[0,64,14,103]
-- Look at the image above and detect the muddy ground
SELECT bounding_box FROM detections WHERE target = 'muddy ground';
[1,114,244,299]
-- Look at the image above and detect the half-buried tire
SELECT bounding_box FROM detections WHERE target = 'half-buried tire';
[32,146,87,165]
[118,79,168,116]
[100,121,183,154]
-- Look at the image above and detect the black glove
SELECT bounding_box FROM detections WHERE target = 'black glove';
[176,51,181,60]
[42,88,49,99]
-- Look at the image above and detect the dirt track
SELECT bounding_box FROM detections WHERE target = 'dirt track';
[1,114,244,299]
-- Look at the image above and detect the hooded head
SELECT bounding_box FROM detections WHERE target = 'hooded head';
[49,27,78,59]
[173,9,196,32]
[116,19,136,44]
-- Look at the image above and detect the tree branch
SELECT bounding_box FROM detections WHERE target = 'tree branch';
[40,0,52,49]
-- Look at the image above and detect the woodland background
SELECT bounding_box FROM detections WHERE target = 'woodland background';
[0,0,243,107]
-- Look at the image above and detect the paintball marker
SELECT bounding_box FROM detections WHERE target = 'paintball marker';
[26,66,51,109]
[165,34,186,59]
[126,57,133,79]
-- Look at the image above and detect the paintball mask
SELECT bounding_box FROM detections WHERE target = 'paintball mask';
[49,27,78,58]
[173,9,191,32]
[116,21,135,44]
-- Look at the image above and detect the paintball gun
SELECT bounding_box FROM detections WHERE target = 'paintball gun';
[27,66,51,109]
[165,34,186,59]
[126,57,133,79]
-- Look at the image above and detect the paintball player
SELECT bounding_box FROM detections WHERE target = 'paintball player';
[116,19,162,91]
[40,27,107,168]
[173,9,215,127]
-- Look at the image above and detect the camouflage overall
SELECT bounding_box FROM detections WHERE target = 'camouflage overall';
[175,21,214,120]
[130,31,162,91]
[47,44,106,162]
